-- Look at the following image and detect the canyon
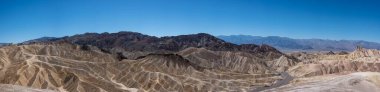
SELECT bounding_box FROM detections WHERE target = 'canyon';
[0,32,379,92]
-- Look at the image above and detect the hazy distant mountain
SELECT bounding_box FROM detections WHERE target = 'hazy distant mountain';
[21,37,59,44]
[0,43,11,47]
[218,35,380,51]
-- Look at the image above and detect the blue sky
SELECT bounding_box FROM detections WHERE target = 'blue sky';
[1,0,379,43]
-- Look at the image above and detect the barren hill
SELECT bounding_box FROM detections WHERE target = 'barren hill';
[0,41,297,91]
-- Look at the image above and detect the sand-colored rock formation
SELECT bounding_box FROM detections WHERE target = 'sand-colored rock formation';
[269,55,298,72]
[0,84,56,92]
[0,43,290,92]
[5,32,380,92]
[288,47,380,78]
[349,46,380,58]
[178,47,298,73]
[251,47,380,92]
[266,72,380,92]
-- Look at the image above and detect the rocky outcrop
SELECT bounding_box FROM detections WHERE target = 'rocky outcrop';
[349,46,380,58]
[269,55,298,72]
[326,51,335,55]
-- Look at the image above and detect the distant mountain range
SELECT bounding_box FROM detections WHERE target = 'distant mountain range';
[0,43,12,47]
[21,31,293,60]
[20,33,380,52]
[218,35,380,52]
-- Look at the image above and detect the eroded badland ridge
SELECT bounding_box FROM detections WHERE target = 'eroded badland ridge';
[1,32,380,92]
[267,46,380,92]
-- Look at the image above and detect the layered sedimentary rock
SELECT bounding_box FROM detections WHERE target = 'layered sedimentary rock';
[3,32,380,92]
[0,43,291,92]
[266,72,380,92]
[1,32,302,91]
[288,47,380,78]
[349,46,380,58]
[247,47,380,92]
[269,55,298,72]
[178,47,298,73]
[288,60,380,77]
[0,84,56,92]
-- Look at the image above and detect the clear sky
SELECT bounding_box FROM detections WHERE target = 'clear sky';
[1,0,379,43]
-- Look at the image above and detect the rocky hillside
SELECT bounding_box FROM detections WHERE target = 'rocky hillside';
[252,47,380,92]
[266,72,380,92]
[218,35,380,52]
[0,43,289,91]
[0,32,302,91]
[2,32,380,92]
[177,47,296,73]
[349,46,380,58]
[288,46,380,78]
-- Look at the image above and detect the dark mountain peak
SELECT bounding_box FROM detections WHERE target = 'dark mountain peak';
[156,33,231,50]
[82,32,99,35]
[259,44,278,51]
[172,33,212,37]
[114,31,150,36]
[162,33,222,42]
[117,31,139,34]
[21,31,286,57]
[38,37,57,39]
[327,51,335,55]
[73,31,154,38]
[21,36,60,44]
[240,44,260,49]
[194,33,214,37]
[240,44,280,53]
